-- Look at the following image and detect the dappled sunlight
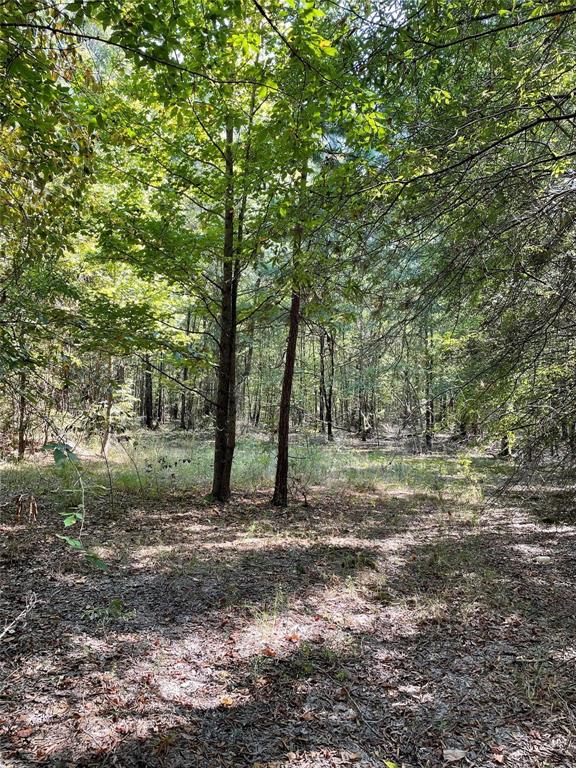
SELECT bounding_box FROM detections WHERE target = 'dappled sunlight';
[1,448,576,766]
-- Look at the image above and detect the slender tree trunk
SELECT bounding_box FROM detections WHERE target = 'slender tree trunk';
[101,355,113,456]
[424,325,434,452]
[499,434,512,457]
[59,346,70,414]
[325,333,334,441]
[272,289,301,507]
[156,353,164,423]
[272,168,306,507]
[143,354,154,429]
[319,332,326,433]
[180,309,192,429]
[239,319,255,427]
[319,330,335,440]
[17,371,26,461]
[212,121,237,502]
[180,365,188,429]
[425,397,434,452]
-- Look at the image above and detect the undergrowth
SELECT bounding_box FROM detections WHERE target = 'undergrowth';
[0,429,509,516]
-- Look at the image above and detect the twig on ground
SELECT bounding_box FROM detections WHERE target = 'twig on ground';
[0,592,37,643]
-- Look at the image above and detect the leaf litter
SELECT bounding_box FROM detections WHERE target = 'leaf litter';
[0,473,575,767]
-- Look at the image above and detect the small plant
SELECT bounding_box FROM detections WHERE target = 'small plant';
[246,519,275,536]
[430,471,450,516]
[457,456,484,505]
[340,551,378,572]
[367,575,392,603]
[82,598,131,623]
[291,642,315,677]
[253,584,289,628]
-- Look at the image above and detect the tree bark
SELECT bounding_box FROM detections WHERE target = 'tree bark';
[101,355,113,456]
[325,332,334,441]
[319,333,326,433]
[424,325,434,452]
[272,289,301,507]
[272,168,307,507]
[211,121,237,502]
[17,371,26,461]
[143,354,154,429]
[157,353,164,423]
[180,308,192,429]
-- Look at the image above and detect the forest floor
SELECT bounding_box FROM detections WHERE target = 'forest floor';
[0,440,575,767]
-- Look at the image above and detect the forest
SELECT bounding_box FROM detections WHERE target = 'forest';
[1,1,576,766]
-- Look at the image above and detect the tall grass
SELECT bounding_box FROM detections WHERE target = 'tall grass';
[0,429,507,510]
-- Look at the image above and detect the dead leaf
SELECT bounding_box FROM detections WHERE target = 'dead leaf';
[262,646,277,657]
[443,748,467,763]
[286,633,300,643]
[490,746,505,764]
[219,696,234,707]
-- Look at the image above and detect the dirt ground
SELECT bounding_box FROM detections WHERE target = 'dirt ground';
[1,471,575,767]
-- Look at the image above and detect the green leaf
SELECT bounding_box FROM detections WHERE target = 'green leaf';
[85,552,108,570]
[57,535,84,550]
[53,447,68,465]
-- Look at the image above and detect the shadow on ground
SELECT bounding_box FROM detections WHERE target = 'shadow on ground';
[1,477,575,767]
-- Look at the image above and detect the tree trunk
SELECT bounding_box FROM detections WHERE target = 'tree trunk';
[499,434,512,457]
[180,309,192,429]
[156,353,164,423]
[17,371,26,461]
[425,397,434,452]
[272,289,301,507]
[211,121,237,502]
[319,330,335,441]
[319,332,326,433]
[272,168,306,506]
[143,354,154,429]
[101,355,113,456]
[424,325,434,452]
[325,332,334,441]
[180,364,188,429]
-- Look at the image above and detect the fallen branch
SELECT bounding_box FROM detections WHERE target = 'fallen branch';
[0,592,37,642]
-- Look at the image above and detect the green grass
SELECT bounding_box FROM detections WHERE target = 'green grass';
[0,429,511,514]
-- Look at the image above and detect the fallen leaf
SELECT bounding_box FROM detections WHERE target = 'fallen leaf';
[262,646,277,657]
[219,696,234,707]
[443,748,467,763]
[286,633,300,643]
